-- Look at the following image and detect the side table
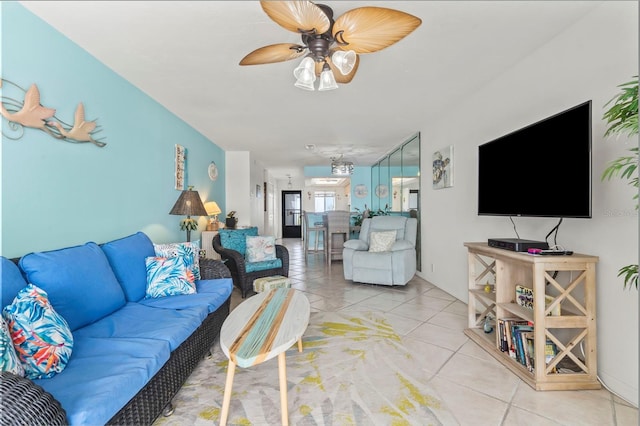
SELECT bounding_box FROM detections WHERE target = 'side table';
[200,231,221,260]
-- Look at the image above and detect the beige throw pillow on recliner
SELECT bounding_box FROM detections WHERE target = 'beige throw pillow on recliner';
[368,230,397,252]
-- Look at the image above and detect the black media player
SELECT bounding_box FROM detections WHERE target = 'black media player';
[487,238,549,252]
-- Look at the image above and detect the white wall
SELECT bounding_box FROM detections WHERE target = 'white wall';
[416,2,638,405]
[249,155,266,233]
[226,151,268,234]
[225,151,251,228]
[263,171,277,237]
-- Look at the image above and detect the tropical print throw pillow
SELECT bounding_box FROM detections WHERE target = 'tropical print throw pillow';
[0,316,25,376]
[154,241,201,280]
[2,284,74,379]
[145,256,197,299]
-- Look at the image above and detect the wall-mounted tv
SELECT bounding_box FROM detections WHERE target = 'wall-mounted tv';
[478,100,592,218]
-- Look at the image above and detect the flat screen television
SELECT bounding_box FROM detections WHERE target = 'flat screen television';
[478,100,592,218]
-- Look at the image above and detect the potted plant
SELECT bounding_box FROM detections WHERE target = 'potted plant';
[601,76,638,289]
[368,204,391,218]
[352,206,367,228]
[225,211,238,229]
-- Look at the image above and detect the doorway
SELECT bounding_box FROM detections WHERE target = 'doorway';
[282,191,302,238]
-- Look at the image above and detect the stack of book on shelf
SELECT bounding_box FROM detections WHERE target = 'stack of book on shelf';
[515,285,561,316]
[497,318,558,372]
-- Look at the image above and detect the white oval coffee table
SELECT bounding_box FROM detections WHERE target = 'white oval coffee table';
[218,288,310,426]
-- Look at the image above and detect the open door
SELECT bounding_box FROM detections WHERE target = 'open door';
[282,191,302,238]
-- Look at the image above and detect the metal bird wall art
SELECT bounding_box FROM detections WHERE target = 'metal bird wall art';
[0,78,106,147]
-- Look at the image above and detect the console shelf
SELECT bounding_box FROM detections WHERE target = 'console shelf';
[464,242,600,391]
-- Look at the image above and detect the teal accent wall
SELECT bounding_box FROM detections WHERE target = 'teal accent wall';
[1,3,226,257]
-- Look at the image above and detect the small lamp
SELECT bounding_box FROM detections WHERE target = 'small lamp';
[169,186,208,242]
[204,201,222,231]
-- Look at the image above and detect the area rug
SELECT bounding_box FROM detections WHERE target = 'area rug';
[154,311,456,425]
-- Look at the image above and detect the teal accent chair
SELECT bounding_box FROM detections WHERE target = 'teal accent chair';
[213,228,289,298]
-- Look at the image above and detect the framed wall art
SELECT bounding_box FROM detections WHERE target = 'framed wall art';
[433,145,453,189]
[375,184,388,198]
[175,144,185,190]
[354,184,368,198]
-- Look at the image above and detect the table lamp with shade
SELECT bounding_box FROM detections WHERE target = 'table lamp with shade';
[169,186,208,242]
[204,201,222,231]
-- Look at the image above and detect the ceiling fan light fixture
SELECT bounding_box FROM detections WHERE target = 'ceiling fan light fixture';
[318,63,338,91]
[293,57,317,90]
[295,75,316,90]
[331,50,357,75]
[293,57,315,79]
[242,2,422,92]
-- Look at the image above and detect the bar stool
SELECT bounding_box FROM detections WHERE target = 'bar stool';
[303,211,327,262]
[325,210,351,266]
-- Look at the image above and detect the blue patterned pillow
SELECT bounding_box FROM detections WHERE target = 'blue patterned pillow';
[154,241,201,280]
[219,227,258,255]
[0,316,24,377]
[2,284,74,379]
[246,236,276,262]
[145,256,197,299]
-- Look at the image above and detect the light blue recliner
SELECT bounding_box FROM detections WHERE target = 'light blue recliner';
[343,216,417,286]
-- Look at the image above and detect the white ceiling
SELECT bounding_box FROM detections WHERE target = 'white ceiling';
[20,1,602,179]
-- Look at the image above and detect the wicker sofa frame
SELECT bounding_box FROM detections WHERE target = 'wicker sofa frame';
[0,257,232,426]
[212,233,290,298]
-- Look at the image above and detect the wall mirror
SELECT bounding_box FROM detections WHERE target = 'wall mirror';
[371,132,421,270]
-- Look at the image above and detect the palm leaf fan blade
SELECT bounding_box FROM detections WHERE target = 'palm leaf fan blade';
[333,7,422,54]
[239,43,307,65]
[260,0,330,34]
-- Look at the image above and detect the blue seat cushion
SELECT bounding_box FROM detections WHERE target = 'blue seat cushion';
[101,232,156,302]
[73,302,202,351]
[19,242,126,331]
[138,278,233,321]
[1,257,27,308]
[34,335,170,426]
[219,227,258,255]
[245,258,283,273]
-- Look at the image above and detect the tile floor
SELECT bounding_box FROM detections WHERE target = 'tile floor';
[227,238,638,426]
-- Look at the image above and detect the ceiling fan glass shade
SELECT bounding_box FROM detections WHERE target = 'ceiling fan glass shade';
[321,55,359,84]
[332,7,422,54]
[260,0,330,34]
[293,57,316,90]
[318,64,338,91]
[239,43,307,66]
[330,50,357,75]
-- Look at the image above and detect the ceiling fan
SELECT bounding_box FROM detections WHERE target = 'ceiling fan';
[239,1,422,91]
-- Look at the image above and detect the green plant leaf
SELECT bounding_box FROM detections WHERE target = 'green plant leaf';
[603,76,639,138]
[617,264,638,290]
[602,77,639,289]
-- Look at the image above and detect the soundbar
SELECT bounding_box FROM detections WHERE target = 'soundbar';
[488,238,549,252]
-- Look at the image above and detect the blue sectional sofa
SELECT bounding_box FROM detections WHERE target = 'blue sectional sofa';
[0,231,233,425]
